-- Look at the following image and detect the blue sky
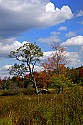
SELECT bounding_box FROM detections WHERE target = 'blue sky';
[0,0,83,78]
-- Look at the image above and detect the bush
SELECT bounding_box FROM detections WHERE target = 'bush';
[0,90,18,96]
[0,88,36,96]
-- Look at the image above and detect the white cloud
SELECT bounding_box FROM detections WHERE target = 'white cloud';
[39,6,73,27]
[0,38,29,57]
[76,10,83,17]
[65,31,76,38]
[0,0,73,39]
[61,36,83,46]
[0,65,12,79]
[38,35,61,43]
[58,26,67,31]
[43,51,83,68]
[46,2,55,12]
[0,65,11,72]
[66,52,83,67]
[41,51,54,60]
[38,30,61,43]
[40,50,83,68]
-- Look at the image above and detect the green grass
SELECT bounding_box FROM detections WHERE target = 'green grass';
[0,86,83,125]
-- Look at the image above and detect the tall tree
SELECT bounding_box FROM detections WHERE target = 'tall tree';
[42,42,69,75]
[9,42,43,94]
[41,42,70,93]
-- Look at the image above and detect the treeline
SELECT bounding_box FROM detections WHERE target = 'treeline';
[0,66,83,91]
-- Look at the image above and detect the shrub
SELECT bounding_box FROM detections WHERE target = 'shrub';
[0,88,36,96]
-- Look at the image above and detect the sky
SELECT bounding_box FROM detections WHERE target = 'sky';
[0,0,83,78]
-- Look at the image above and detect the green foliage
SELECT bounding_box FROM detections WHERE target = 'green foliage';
[1,80,18,90]
[0,86,83,125]
[67,66,83,85]
[9,42,43,67]
[9,42,43,94]
[51,74,72,87]
[9,63,28,77]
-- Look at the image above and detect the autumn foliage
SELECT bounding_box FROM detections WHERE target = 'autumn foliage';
[34,71,51,88]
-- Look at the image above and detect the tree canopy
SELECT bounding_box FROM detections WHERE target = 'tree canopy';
[9,42,43,93]
[42,42,69,75]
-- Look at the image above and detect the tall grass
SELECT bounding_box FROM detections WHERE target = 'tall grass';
[0,86,83,125]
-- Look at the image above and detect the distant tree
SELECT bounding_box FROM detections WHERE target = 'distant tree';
[9,42,43,94]
[69,66,83,85]
[0,78,3,90]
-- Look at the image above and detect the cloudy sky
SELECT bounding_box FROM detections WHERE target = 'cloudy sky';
[0,0,83,78]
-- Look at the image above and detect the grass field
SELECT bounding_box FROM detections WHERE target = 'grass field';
[0,86,83,125]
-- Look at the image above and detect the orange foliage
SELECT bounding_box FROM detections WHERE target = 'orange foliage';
[41,43,68,76]
[34,71,51,88]
[42,59,66,75]
[59,64,66,75]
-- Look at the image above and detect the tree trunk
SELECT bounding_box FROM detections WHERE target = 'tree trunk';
[34,80,39,94]
[29,74,39,94]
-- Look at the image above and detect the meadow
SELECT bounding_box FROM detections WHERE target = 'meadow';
[0,86,83,125]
